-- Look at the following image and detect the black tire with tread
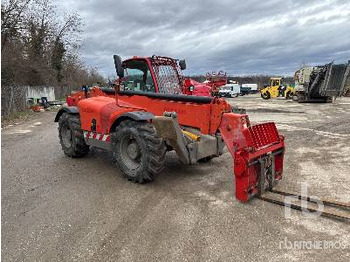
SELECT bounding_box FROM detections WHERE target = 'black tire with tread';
[261,91,271,100]
[285,91,293,99]
[58,113,89,157]
[112,120,166,183]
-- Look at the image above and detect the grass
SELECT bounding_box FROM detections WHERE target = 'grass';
[1,110,36,128]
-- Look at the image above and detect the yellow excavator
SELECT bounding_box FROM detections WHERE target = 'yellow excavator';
[260,77,294,100]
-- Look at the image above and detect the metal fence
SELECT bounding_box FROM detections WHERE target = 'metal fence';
[1,85,74,117]
[1,85,27,117]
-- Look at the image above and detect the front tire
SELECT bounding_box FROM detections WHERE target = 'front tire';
[261,91,271,100]
[58,113,89,158]
[112,120,166,183]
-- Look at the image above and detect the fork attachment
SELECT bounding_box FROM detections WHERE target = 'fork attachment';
[219,113,285,202]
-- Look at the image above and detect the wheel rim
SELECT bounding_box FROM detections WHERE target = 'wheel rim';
[61,123,72,148]
[120,134,142,170]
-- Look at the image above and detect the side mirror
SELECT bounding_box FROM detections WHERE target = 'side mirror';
[179,59,186,70]
[113,55,124,78]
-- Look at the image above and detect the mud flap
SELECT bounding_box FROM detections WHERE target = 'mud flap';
[219,113,285,202]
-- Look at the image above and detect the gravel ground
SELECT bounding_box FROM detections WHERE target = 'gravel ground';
[2,94,350,261]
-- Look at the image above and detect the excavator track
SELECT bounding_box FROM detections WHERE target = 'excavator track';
[259,189,350,222]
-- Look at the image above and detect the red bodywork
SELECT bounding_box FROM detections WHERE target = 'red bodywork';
[182,72,228,97]
[65,55,285,202]
[66,87,114,106]
[183,78,212,97]
[72,92,229,135]
[205,71,228,94]
[219,115,284,201]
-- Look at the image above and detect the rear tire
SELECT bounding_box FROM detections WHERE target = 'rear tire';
[285,91,293,99]
[58,113,89,158]
[261,91,271,100]
[112,120,166,183]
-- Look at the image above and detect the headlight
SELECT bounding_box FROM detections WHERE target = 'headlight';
[189,85,195,92]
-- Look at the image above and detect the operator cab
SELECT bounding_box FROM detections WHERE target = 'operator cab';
[120,59,156,93]
[270,78,282,87]
[116,56,184,95]
[113,55,212,103]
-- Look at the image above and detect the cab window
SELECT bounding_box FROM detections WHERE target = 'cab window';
[271,79,280,86]
[121,60,156,92]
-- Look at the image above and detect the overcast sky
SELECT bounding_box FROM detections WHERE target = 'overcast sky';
[60,0,350,77]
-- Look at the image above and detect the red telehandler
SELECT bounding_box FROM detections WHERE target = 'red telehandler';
[182,78,212,97]
[55,55,285,202]
[182,71,228,97]
[205,71,228,96]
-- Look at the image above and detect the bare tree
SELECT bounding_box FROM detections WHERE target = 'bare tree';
[51,12,83,82]
[1,0,105,107]
[1,0,32,50]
